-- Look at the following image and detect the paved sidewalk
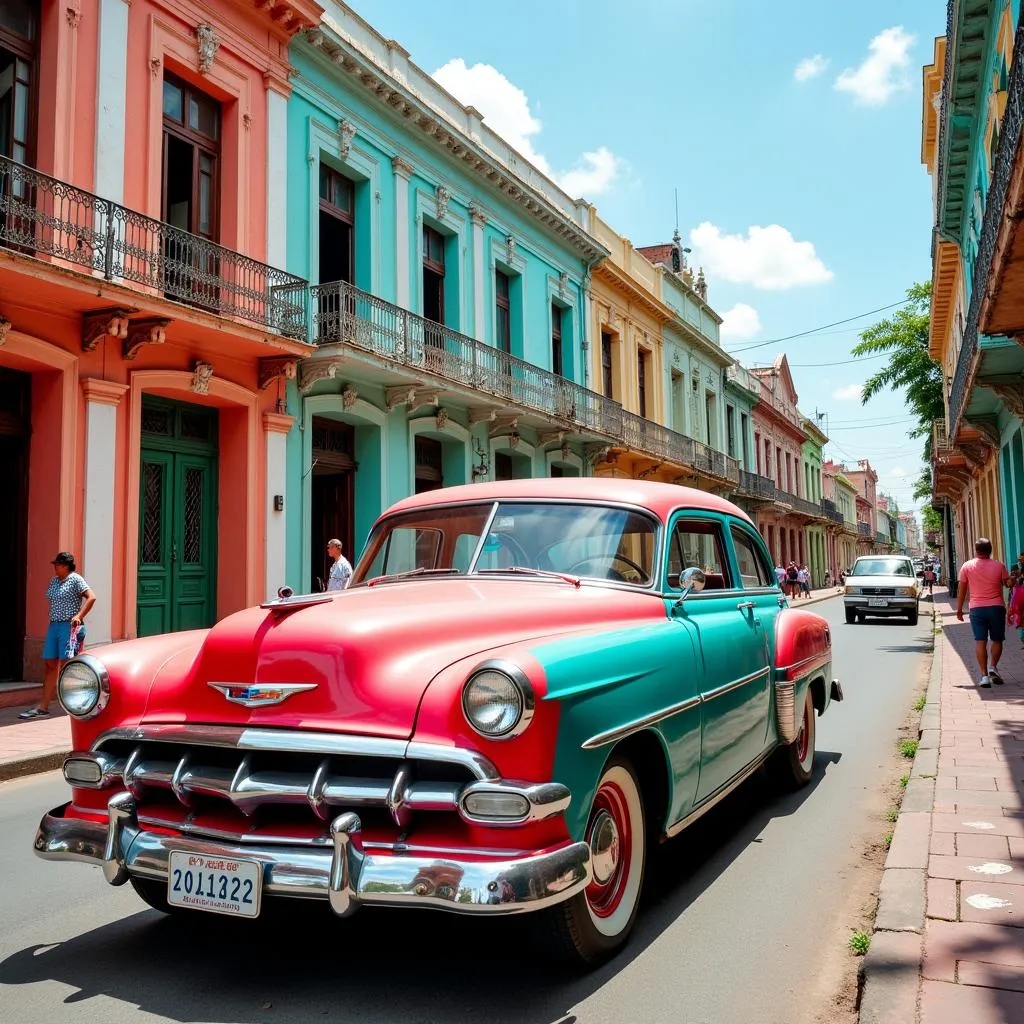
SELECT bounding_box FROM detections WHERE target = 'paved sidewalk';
[860,590,1024,1024]
[0,703,71,782]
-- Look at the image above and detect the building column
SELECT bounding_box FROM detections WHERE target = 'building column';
[82,379,128,645]
[393,158,414,308]
[470,205,487,341]
[264,412,294,601]
[265,83,289,268]
[94,0,129,202]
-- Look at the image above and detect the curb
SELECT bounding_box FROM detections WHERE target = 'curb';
[858,605,941,1023]
[0,747,69,783]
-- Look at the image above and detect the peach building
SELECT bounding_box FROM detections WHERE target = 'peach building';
[0,0,319,682]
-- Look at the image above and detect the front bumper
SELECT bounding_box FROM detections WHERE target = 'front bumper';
[844,596,918,615]
[35,798,591,916]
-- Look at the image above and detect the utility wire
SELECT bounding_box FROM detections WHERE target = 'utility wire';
[725,299,911,354]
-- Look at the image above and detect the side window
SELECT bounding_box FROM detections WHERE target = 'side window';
[667,519,732,591]
[730,526,774,588]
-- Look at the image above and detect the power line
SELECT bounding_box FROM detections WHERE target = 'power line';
[787,353,888,367]
[725,299,911,354]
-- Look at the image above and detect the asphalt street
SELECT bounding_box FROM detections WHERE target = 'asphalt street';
[0,595,931,1024]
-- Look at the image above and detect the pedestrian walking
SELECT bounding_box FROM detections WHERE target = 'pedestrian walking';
[325,538,353,591]
[774,562,786,589]
[785,561,800,599]
[798,565,811,598]
[956,538,1012,688]
[19,552,96,719]
[923,563,936,598]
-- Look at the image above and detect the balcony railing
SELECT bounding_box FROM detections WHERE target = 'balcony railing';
[777,489,825,519]
[820,498,844,524]
[312,279,622,438]
[857,522,872,537]
[737,470,777,499]
[0,155,308,338]
[875,532,889,547]
[621,410,696,466]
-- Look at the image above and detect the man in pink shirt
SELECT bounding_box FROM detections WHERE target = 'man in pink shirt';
[956,538,1011,688]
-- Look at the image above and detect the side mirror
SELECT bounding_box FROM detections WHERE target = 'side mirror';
[277,586,294,600]
[673,567,706,608]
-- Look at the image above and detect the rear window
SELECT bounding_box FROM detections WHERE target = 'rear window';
[853,558,913,577]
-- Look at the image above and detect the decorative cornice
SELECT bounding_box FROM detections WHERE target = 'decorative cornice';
[195,24,220,75]
[435,184,451,221]
[258,356,299,391]
[392,155,414,178]
[298,360,341,393]
[123,318,169,360]
[338,119,356,160]
[592,259,675,324]
[299,27,610,265]
[191,361,215,395]
[82,308,132,353]
[263,411,295,435]
[982,381,1024,418]
[81,378,129,407]
[469,203,487,227]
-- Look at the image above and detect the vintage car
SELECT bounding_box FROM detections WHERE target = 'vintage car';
[843,554,921,625]
[35,479,842,965]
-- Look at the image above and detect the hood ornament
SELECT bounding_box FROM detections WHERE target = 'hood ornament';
[209,682,317,708]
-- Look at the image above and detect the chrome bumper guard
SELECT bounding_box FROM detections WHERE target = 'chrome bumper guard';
[35,799,591,917]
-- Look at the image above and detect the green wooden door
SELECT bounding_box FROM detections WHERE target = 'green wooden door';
[137,398,218,637]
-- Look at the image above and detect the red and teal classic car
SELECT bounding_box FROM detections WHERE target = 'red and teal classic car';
[35,479,842,965]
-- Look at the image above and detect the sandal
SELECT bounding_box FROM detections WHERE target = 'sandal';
[17,707,49,719]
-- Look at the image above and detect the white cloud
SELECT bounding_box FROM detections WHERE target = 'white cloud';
[794,55,829,82]
[432,59,625,197]
[689,222,834,290]
[835,27,915,106]
[832,383,864,401]
[889,466,909,478]
[720,303,762,341]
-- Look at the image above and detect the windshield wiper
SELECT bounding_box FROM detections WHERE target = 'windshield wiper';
[477,566,581,588]
[365,568,461,587]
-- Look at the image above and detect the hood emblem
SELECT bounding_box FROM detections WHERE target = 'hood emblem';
[208,682,317,708]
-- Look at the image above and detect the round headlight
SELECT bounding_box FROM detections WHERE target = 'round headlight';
[58,655,109,719]
[462,662,534,739]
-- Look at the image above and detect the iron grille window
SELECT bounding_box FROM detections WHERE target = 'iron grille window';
[637,349,648,418]
[601,331,614,398]
[551,302,563,376]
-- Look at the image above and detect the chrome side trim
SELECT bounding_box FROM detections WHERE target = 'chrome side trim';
[774,680,799,744]
[458,781,571,826]
[35,801,591,917]
[93,726,498,781]
[665,747,774,838]
[259,592,335,611]
[581,695,701,750]
[700,667,770,704]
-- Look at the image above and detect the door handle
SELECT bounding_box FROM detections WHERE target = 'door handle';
[171,543,178,563]
[736,601,755,611]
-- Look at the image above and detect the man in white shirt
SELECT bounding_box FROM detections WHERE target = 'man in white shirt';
[326,539,353,591]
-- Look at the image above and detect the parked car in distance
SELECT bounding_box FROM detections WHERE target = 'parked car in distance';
[34,479,842,966]
[844,555,920,625]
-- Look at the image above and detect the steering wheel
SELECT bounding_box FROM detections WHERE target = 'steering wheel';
[568,554,645,582]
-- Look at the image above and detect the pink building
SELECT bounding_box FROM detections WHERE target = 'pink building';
[0,0,320,683]
[749,356,813,566]
[840,461,879,554]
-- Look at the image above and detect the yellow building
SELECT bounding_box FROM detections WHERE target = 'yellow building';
[583,209,738,492]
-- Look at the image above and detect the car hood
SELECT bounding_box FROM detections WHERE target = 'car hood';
[140,578,657,738]
[847,575,918,588]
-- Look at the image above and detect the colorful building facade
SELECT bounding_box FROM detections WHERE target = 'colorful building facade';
[801,417,829,587]
[0,0,318,682]
[824,462,859,574]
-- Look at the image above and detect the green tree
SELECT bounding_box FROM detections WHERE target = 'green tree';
[852,282,943,503]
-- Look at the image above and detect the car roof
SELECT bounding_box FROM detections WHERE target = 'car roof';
[384,478,752,525]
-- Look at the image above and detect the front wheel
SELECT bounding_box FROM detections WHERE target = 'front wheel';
[908,608,919,626]
[771,689,816,790]
[536,756,646,966]
[130,877,178,914]
[845,608,856,624]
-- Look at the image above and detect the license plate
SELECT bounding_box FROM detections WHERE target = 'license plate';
[868,598,888,607]
[167,851,262,918]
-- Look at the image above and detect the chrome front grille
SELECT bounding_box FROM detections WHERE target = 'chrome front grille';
[89,726,491,831]
[860,587,896,596]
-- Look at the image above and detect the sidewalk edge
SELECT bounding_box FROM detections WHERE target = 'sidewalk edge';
[0,747,70,783]
[857,604,939,1024]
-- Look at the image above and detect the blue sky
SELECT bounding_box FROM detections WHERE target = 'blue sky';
[355,0,943,514]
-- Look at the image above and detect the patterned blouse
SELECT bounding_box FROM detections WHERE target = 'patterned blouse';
[46,573,91,623]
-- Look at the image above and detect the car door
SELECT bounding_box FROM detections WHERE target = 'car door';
[666,512,772,802]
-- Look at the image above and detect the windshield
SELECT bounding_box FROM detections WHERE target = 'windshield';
[853,558,914,577]
[352,501,659,586]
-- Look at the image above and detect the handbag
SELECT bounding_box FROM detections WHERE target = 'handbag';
[64,624,81,660]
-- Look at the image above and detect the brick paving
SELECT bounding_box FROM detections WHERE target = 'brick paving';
[919,594,1024,1022]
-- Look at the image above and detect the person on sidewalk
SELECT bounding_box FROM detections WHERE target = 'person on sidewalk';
[798,565,811,598]
[923,563,936,598]
[325,539,353,592]
[956,538,1011,688]
[1009,568,1024,646]
[19,552,96,719]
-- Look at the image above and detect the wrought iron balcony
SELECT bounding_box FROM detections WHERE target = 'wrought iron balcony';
[0,155,308,338]
[820,498,844,524]
[777,489,826,519]
[737,470,776,500]
[875,532,889,547]
[621,410,695,466]
[312,279,622,439]
[858,522,871,537]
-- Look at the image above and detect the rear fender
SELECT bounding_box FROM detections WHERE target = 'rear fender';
[773,609,834,743]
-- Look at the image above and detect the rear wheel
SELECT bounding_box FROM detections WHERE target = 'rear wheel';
[130,876,178,914]
[771,689,816,790]
[908,607,919,626]
[845,608,856,624]
[537,756,646,966]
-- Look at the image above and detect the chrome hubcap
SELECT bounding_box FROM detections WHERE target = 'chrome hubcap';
[589,809,620,885]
